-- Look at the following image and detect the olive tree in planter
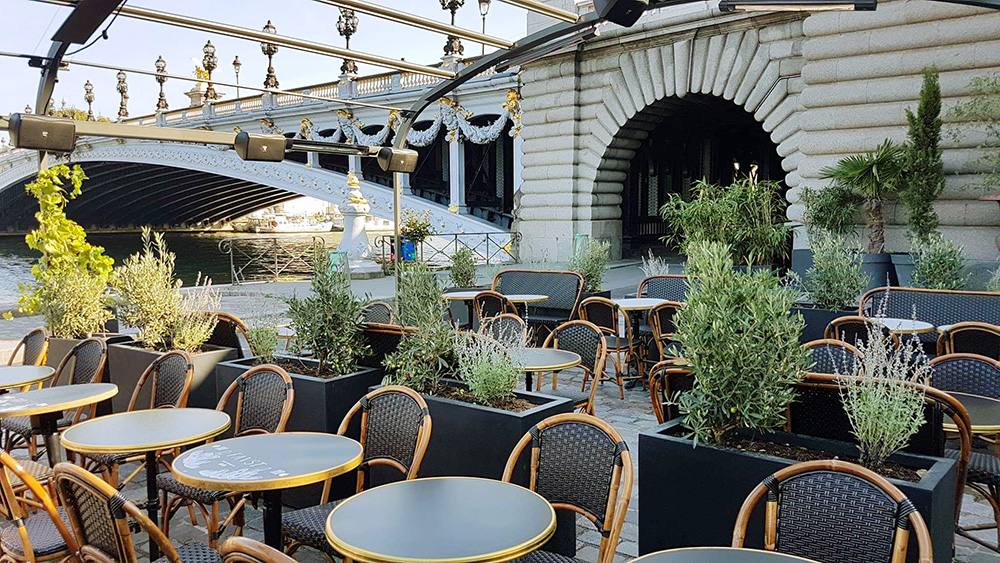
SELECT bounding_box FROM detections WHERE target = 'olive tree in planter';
[910,234,969,291]
[791,233,871,342]
[445,246,486,328]
[568,238,611,299]
[110,229,232,411]
[639,242,957,562]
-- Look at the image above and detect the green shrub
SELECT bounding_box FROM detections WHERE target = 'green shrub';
[947,74,1000,192]
[900,68,945,241]
[568,239,610,292]
[400,210,435,245]
[911,234,969,290]
[246,326,279,363]
[113,229,183,348]
[659,178,791,266]
[449,247,477,288]
[170,277,221,353]
[673,241,808,446]
[841,322,929,469]
[988,263,1000,292]
[39,268,113,339]
[395,262,447,327]
[802,233,870,310]
[800,186,863,238]
[286,252,368,376]
[455,333,519,405]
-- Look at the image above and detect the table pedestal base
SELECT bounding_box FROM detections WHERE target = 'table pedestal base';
[145,450,161,561]
[262,489,283,549]
[29,412,63,467]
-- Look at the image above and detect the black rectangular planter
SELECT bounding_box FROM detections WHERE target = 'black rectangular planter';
[46,335,133,416]
[107,342,236,412]
[639,419,956,563]
[216,355,382,508]
[790,306,855,344]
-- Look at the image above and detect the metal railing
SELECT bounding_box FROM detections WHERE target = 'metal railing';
[374,232,520,267]
[218,236,327,285]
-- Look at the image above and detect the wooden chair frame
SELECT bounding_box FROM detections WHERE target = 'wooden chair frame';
[480,313,527,342]
[473,290,519,323]
[824,316,901,347]
[733,459,933,563]
[502,413,633,563]
[579,297,636,398]
[222,537,296,563]
[55,462,191,563]
[647,301,684,365]
[0,451,77,563]
[936,321,1000,358]
[7,328,48,367]
[160,365,294,549]
[647,360,692,424]
[538,320,608,416]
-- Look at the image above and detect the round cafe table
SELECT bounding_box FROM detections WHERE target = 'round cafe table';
[443,291,483,330]
[631,547,818,562]
[0,365,54,393]
[325,477,556,563]
[61,408,231,561]
[0,382,117,467]
[509,347,581,391]
[869,317,934,335]
[171,432,363,550]
[941,392,1000,435]
[613,298,667,311]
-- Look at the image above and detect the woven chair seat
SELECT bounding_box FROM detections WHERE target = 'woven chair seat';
[282,501,339,554]
[156,474,231,504]
[83,451,134,467]
[1,412,87,439]
[946,449,1000,486]
[527,315,564,328]
[0,507,70,556]
[603,335,632,351]
[512,550,586,563]
[153,542,221,563]
[9,457,53,488]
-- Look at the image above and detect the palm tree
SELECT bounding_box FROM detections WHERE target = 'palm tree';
[819,140,906,254]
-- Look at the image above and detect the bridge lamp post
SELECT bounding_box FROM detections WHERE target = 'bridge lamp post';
[83,80,94,121]
[336,8,359,75]
[440,0,465,56]
[155,56,168,111]
[232,55,242,98]
[479,0,490,55]
[115,70,128,120]
[261,20,279,89]
[202,40,219,100]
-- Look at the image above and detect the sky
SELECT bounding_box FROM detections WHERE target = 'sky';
[0,0,531,141]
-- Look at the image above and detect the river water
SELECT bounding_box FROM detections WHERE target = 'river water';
[0,231,343,309]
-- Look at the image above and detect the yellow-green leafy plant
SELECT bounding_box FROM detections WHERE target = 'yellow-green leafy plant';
[568,239,611,292]
[247,325,280,363]
[169,276,221,353]
[113,229,182,349]
[449,246,477,288]
[673,241,808,446]
[15,165,114,338]
[910,234,969,290]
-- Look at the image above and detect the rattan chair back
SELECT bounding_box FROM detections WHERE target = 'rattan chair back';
[803,339,862,375]
[503,414,633,563]
[481,314,527,343]
[358,323,414,369]
[217,365,294,437]
[733,459,933,563]
[207,313,251,357]
[8,327,48,367]
[541,320,608,415]
[337,385,432,494]
[936,322,1000,360]
[929,353,1000,399]
[127,350,194,411]
[0,451,77,558]
[51,337,108,425]
[473,290,518,322]
[579,297,629,338]
[492,270,585,317]
[637,274,689,302]
[54,463,187,563]
[825,316,899,348]
[361,302,394,325]
[648,360,693,424]
[648,301,683,360]
[221,537,296,563]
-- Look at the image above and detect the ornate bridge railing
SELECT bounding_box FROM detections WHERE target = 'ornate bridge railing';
[374,232,520,267]
[218,236,327,285]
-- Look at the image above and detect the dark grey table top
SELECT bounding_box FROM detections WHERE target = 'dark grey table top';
[632,548,818,562]
[62,408,231,454]
[942,392,1000,433]
[0,365,54,390]
[509,348,581,372]
[0,383,118,417]
[325,477,556,563]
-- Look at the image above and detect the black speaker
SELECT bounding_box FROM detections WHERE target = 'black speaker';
[8,114,77,153]
[593,0,648,27]
[234,132,287,162]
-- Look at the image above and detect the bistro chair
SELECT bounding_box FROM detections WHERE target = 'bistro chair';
[937,322,1000,360]
[733,459,933,563]
[360,302,394,325]
[537,320,607,415]
[357,323,414,370]
[825,316,899,348]
[473,290,519,323]
[0,450,77,563]
[648,360,693,424]
[207,313,251,359]
[2,337,107,460]
[637,274,689,302]
[481,313,528,345]
[579,297,635,397]
[221,537,296,563]
[159,365,294,549]
[647,301,683,365]
[7,327,48,367]
[803,339,862,375]
[502,413,633,563]
[78,351,194,489]
[282,386,432,559]
[54,462,221,563]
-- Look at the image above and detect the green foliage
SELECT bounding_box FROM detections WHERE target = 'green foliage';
[449,247,477,288]
[395,262,447,327]
[673,241,808,446]
[900,69,945,241]
[640,250,673,277]
[988,263,1000,293]
[800,186,863,238]
[113,229,182,348]
[659,178,792,266]
[286,252,368,376]
[455,333,519,405]
[568,239,610,292]
[948,74,1000,191]
[400,210,436,245]
[910,234,969,290]
[802,233,870,310]
[247,326,279,363]
[16,165,115,337]
[819,140,906,253]
[841,322,929,469]
[170,277,221,353]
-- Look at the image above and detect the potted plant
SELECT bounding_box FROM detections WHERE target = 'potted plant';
[812,140,907,288]
[910,234,969,290]
[109,229,234,411]
[445,246,484,328]
[568,238,611,299]
[399,210,435,262]
[639,242,956,562]
[9,165,128,369]
[791,232,871,342]
[659,178,792,269]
